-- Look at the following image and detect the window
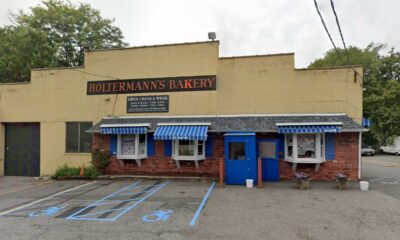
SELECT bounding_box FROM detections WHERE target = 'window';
[228,142,246,160]
[172,140,205,160]
[66,122,92,153]
[117,134,147,159]
[286,134,293,157]
[284,133,324,163]
[258,141,276,158]
[297,134,316,158]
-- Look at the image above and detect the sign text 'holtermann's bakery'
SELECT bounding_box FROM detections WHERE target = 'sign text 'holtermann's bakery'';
[87,75,216,95]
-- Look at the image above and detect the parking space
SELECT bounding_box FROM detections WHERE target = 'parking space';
[0,178,215,230]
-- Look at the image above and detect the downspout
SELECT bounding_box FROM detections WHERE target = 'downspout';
[358,132,362,180]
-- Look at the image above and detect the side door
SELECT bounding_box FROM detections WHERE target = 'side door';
[258,139,279,181]
[5,123,40,176]
[224,133,256,185]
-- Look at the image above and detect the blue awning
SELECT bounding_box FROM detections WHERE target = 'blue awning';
[154,125,209,140]
[277,125,341,134]
[100,126,147,134]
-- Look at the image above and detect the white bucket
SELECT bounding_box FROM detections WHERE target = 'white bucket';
[246,179,253,188]
[360,181,369,191]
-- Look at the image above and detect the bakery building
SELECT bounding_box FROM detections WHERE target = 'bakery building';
[0,40,364,184]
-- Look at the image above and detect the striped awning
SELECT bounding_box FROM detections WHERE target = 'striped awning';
[100,126,148,134]
[154,125,209,140]
[276,125,341,134]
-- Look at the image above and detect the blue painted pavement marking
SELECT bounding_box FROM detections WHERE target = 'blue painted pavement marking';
[28,206,64,218]
[66,180,170,222]
[66,180,142,220]
[189,182,216,226]
[109,181,169,221]
[142,210,173,223]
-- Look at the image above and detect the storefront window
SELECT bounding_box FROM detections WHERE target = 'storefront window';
[117,134,147,159]
[173,140,205,160]
[284,133,324,162]
[121,135,135,155]
[297,134,316,158]
[286,134,293,158]
[178,140,195,156]
[139,134,146,155]
[198,141,204,156]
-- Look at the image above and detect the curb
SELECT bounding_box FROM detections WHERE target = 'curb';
[55,175,217,182]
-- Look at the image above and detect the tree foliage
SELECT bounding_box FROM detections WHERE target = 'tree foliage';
[0,26,55,82]
[309,44,400,146]
[0,0,127,82]
[13,0,128,67]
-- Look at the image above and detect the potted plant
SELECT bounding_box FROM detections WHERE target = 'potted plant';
[294,172,310,189]
[335,173,348,190]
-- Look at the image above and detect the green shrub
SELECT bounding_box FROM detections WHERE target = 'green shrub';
[91,149,110,173]
[54,164,80,178]
[83,165,101,179]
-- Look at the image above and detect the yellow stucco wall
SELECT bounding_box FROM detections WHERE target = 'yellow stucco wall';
[0,41,363,175]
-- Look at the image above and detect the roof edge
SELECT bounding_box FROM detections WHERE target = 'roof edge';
[87,40,220,53]
[296,65,363,71]
[220,52,294,60]
[31,66,85,72]
[103,113,347,119]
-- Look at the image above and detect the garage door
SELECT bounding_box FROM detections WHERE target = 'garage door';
[5,123,40,176]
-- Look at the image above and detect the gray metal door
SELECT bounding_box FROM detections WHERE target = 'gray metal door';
[5,123,40,176]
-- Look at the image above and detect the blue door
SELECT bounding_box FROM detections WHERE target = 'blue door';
[257,139,279,181]
[224,133,256,185]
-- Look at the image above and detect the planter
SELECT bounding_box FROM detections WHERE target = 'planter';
[336,178,348,190]
[296,179,310,189]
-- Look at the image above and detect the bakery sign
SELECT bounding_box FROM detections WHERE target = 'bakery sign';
[87,75,216,95]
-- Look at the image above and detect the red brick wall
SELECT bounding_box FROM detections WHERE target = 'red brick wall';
[92,133,223,178]
[92,132,359,181]
[279,132,359,181]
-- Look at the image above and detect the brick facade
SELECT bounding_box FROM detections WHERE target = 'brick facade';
[92,133,223,178]
[93,132,359,181]
[279,132,359,180]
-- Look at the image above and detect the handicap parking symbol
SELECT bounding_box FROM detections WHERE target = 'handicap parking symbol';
[142,210,173,223]
[28,206,63,218]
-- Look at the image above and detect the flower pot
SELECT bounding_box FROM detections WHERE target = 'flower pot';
[297,179,310,189]
[336,179,348,190]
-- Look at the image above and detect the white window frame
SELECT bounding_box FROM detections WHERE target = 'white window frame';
[172,139,205,161]
[284,133,325,164]
[117,134,147,160]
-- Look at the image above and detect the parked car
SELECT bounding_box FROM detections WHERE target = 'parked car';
[380,137,400,156]
[361,147,375,156]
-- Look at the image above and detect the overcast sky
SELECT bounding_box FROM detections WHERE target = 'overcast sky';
[1,0,399,67]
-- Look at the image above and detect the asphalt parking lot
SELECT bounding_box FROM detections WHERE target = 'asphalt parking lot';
[0,173,399,240]
[362,154,400,200]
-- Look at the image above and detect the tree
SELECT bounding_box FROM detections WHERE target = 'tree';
[0,26,55,82]
[363,49,400,145]
[309,44,400,147]
[12,0,128,67]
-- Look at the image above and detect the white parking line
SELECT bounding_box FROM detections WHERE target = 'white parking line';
[0,181,97,216]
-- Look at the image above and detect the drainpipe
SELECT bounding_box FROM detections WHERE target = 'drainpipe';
[358,132,362,180]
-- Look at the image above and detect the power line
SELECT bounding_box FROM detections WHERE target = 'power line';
[313,0,361,84]
[329,0,362,82]
[313,0,341,58]
[330,0,351,65]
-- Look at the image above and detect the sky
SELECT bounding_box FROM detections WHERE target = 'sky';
[1,0,399,67]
